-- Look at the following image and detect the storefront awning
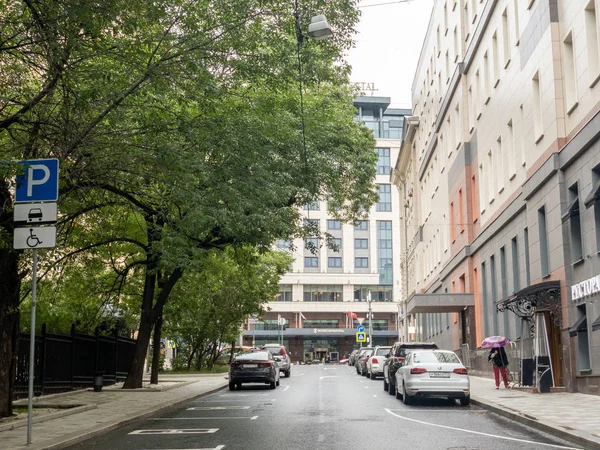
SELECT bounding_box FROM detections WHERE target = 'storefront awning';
[496,281,562,330]
[406,293,474,315]
[568,315,588,337]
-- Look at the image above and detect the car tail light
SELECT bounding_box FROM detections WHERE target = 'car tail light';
[258,362,272,367]
[281,350,287,360]
[453,368,468,375]
[365,357,370,363]
[230,362,241,367]
[410,367,427,374]
[371,357,379,364]
[394,357,405,364]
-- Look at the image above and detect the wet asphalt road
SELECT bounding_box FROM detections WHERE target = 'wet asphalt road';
[63,364,582,450]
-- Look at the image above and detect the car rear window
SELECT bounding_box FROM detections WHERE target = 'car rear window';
[263,347,284,356]
[375,348,391,356]
[236,352,269,361]
[412,352,459,364]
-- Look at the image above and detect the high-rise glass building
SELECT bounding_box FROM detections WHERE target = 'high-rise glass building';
[242,98,410,362]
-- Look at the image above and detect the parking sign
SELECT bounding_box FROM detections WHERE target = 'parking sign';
[15,159,59,203]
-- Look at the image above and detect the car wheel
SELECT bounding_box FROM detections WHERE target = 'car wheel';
[285,370,291,378]
[395,383,402,400]
[366,371,371,379]
[402,383,412,405]
[228,382,235,391]
[371,372,377,380]
[460,396,471,406]
[388,380,396,396]
[270,381,276,389]
[356,367,360,374]
[276,379,280,387]
[383,378,389,392]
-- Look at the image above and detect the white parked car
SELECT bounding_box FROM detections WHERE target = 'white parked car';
[366,346,391,379]
[394,349,470,406]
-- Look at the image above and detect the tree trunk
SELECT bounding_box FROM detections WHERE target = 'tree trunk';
[123,268,157,389]
[150,314,162,384]
[0,180,21,417]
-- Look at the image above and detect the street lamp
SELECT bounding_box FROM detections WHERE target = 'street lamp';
[307,15,333,40]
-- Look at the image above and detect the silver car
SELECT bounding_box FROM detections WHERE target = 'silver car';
[261,344,291,377]
[394,350,470,406]
[366,346,391,379]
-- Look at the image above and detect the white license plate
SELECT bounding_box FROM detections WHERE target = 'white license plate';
[429,372,450,378]
[242,364,257,368]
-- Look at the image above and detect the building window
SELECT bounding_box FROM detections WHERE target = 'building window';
[507,120,515,177]
[563,32,578,113]
[303,285,342,302]
[355,257,369,268]
[327,220,341,230]
[585,1,600,85]
[502,8,511,66]
[331,238,342,252]
[532,72,543,141]
[500,246,508,299]
[481,261,489,337]
[304,201,320,210]
[354,285,392,302]
[458,189,464,233]
[274,285,293,302]
[305,237,319,250]
[511,236,520,291]
[376,148,391,175]
[304,319,340,329]
[524,227,531,285]
[328,257,342,268]
[567,183,583,262]
[538,206,550,276]
[490,255,498,334]
[450,201,456,242]
[471,175,478,222]
[376,184,392,211]
[569,304,591,371]
[304,257,319,267]
[355,238,368,249]
[276,239,290,249]
[589,166,600,251]
[304,218,319,230]
[354,220,369,230]
[377,221,393,284]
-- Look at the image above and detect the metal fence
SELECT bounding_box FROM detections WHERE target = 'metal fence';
[14,324,136,399]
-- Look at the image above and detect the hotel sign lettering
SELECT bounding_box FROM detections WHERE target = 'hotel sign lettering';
[571,274,600,301]
[313,328,345,334]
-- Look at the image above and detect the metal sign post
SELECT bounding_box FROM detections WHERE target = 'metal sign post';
[27,249,38,444]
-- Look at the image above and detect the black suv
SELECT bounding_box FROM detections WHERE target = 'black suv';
[383,342,438,395]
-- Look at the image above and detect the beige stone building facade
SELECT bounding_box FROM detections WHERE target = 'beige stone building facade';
[392,0,600,394]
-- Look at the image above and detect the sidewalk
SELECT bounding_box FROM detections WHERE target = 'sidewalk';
[0,374,228,450]
[1,373,600,450]
[470,376,600,450]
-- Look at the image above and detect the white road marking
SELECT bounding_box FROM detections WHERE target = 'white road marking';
[373,395,377,397]
[150,417,256,420]
[283,385,290,391]
[384,409,582,449]
[187,406,250,410]
[319,376,339,380]
[220,393,268,397]
[293,373,305,376]
[388,409,486,413]
[323,367,338,370]
[129,428,218,435]
[139,446,225,450]
[199,399,275,403]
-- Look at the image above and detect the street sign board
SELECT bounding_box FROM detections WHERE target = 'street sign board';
[357,325,365,333]
[15,159,59,203]
[248,317,258,324]
[14,227,56,249]
[356,332,366,343]
[14,203,57,225]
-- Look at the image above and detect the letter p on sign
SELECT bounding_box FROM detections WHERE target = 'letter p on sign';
[15,159,59,203]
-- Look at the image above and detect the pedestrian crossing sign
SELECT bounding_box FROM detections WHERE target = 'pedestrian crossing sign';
[356,332,366,342]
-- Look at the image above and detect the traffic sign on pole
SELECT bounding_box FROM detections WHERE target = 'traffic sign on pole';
[15,159,59,203]
[13,227,56,249]
[14,203,57,225]
[357,325,365,333]
[356,332,366,343]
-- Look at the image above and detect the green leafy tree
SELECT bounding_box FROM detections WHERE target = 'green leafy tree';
[0,0,375,414]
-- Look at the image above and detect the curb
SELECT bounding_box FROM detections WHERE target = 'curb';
[471,397,600,450]
[29,383,228,450]
[0,404,97,433]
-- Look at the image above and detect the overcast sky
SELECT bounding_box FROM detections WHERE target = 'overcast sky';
[345,0,434,109]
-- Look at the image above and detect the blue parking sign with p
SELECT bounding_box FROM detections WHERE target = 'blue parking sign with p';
[15,159,59,203]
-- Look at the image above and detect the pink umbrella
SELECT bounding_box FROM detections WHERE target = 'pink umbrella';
[481,335,510,348]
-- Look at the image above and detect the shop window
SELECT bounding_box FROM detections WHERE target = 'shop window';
[566,183,583,262]
[568,304,591,371]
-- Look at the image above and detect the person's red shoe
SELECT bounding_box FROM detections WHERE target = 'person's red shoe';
[495,386,499,390]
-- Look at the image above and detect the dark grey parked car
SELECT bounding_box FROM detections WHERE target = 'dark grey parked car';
[261,344,291,377]
[348,349,360,366]
[229,350,280,390]
[355,347,374,376]
[383,342,438,395]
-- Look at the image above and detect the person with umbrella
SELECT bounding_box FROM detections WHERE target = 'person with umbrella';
[482,336,510,389]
